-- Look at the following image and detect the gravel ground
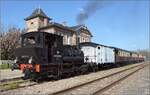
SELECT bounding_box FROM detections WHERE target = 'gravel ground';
[102,62,150,95]
[0,69,23,81]
[0,62,146,95]
[56,65,144,95]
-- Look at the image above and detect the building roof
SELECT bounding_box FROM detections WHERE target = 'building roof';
[70,25,93,36]
[39,23,93,36]
[39,22,76,33]
[24,8,51,20]
[22,31,63,38]
[70,25,83,30]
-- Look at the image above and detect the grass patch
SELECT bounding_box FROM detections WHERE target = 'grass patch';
[0,64,11,69]
[4,82,19,90]
[0,80,25,90]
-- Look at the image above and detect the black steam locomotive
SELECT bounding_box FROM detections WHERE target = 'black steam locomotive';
[13,31,90,81]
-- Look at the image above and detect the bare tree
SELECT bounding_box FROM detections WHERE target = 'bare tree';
[0,26,22,60]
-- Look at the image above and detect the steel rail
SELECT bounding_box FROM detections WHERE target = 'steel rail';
[50,63,147,95]
[0,77,22,83]
[93,64,147,95]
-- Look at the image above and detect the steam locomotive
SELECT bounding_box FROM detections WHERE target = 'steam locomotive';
[13,31,145,81]
[13,32,90,81]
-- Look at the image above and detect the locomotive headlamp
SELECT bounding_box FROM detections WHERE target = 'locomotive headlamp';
[28,57,33,64]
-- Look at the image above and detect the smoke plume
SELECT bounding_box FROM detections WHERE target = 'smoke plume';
[76,0,111,24]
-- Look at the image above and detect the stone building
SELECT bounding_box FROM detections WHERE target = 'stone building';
[25,8,92,45]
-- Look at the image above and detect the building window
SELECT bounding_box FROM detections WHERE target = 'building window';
[83,38,85,42]
[31,22,34,24]
[40,18,44,21]
[63,36,65,45]
[67,34,70,45]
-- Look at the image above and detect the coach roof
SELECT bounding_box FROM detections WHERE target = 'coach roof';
[80,42,112,48]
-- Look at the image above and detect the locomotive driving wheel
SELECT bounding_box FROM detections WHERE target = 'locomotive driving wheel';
[23,68,40,82]
[79,64,89,74]
[23,68,31,80]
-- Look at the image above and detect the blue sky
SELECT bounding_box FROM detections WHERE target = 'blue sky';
[0,0,149,51]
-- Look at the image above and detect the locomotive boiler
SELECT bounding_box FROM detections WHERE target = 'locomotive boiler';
[13,31,85,81]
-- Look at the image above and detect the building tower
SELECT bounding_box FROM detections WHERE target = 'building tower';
[24,8,52,32]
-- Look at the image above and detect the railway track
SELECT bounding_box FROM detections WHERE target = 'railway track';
[0,77,21,83]
[0,77,37,92]
[50,63,148,95]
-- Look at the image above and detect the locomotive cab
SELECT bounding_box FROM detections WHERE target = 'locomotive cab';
[14,31,63,79]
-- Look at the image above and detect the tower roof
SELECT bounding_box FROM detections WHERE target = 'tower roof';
[24,8,52,20]
[70,25,93,36]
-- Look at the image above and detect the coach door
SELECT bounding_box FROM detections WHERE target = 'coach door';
[97,46,101,64]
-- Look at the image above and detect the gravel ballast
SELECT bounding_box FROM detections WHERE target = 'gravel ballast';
[102,62,150,95]
[0,69,23,81]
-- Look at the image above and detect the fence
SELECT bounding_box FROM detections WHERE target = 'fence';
[0,60,14,69]
[0,60,14,65]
